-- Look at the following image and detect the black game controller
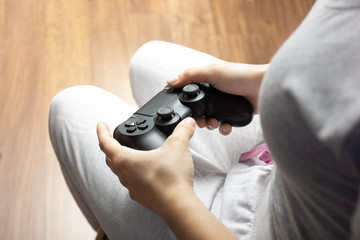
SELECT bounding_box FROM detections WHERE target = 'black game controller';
[113,83,254,150]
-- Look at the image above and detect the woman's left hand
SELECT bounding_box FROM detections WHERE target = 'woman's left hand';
[97,117,196,216]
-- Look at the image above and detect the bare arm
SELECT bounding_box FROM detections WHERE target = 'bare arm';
[161,188,238,240]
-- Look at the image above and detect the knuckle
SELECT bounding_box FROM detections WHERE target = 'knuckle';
[208,64,221,77]
[98,137,111,152]
[118,176,128,187]
[168,133,187,146]
[114,154,128,168]
[182,68,193,78]
[167,134,179,145]
[99,141,106,152]
[105,156,112,167]
[128,191,137,201]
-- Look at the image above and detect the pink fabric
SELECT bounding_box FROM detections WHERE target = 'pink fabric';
[238,143,273,164]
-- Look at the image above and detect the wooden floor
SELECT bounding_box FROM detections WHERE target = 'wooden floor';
[0,0,314,239]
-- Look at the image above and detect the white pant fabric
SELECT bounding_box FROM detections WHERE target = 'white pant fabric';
[49,41,273,240]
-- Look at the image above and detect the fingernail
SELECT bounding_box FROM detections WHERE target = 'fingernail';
[167,76,178,85]
[220,126,231,135]
[185,117,196,127]
[221,127,229,134]
[207,124,215,130]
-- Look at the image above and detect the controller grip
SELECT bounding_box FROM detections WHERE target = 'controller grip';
[204,86,254,127]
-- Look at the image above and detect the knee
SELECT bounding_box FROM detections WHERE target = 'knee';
[49,85,95,139]
[49,86,101,161]
[129,41,170,73]
[48,87,74,163]
[129,41,177,105]
[49,85,131,140]
[129,41,173,82]
[49,85,103,115]
[49,86,78,145]
[49,88,71,119]
[50,86,88,121]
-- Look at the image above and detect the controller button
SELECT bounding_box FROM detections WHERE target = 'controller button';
[182,84,199,99]
[126,126,137,133]
[136,118,146,125]
[157,107,174,120]
[137,123,148,130]
[125,120,136,127]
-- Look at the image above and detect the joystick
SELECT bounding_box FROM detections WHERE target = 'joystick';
[181,84,200,98]
[113,83,254,150]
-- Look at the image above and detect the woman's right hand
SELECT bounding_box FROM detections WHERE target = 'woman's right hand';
[167,62,268,135]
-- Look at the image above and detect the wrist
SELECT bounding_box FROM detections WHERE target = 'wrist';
[248,63,269,113]
[157,184,196,220]
[158,185,238,240]
[160,188,206,238]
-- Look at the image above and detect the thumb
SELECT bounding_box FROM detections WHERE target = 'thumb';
[166,117,196,147]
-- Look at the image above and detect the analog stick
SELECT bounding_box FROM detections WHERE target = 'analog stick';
[182,84,200,99]
[157,107,174,121]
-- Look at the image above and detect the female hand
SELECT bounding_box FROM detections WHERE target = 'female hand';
[97,118,238,239]
[97,118,196,217]
[168,62,268,135]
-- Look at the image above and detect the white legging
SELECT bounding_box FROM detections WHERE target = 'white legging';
[49,41,271,240]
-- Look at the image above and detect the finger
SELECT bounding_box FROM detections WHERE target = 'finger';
[206,118,220,130]
[99,122,141,171]
[167,117,196,145]
[196,117,207,128]
[167,65,218,87]
[219,123,232,135]
[97,122,123,160]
